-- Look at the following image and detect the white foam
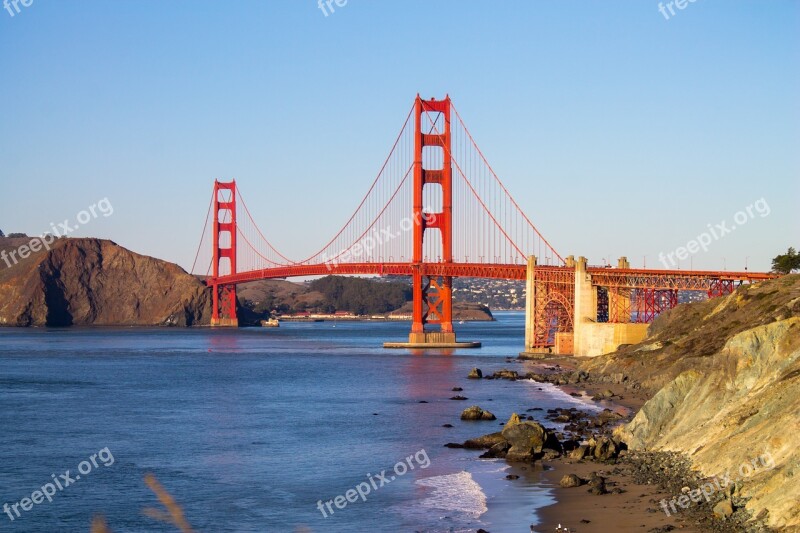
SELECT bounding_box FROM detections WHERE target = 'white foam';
[415,471,488,519]
[523,379,603,412]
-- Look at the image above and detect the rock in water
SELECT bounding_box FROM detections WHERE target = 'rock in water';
[479,409,496,420]
[491,369,519,380]
[460,405,496,421]
[468,368,483,379]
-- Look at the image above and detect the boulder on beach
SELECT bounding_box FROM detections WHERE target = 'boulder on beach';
[501,421,559,462]
[460,405,496,421]
[595,408,624,425]
[569,444,590,460]
[589,435,621,461]
[587,472,608,495]
[559,474,584,488]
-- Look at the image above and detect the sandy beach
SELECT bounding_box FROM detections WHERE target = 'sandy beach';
[536,459,702,532]
[491,356,734,532]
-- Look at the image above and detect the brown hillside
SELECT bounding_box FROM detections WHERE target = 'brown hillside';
[0,237,212,326]
[237,279,325,310]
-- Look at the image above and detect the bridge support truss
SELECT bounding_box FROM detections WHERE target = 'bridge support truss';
[520,255,773,358]
[523,256,575,354]
[210,180,239,327]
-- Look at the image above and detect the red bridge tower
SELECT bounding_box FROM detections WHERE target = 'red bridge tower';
[400,95,478,348]
[211,180,238,327]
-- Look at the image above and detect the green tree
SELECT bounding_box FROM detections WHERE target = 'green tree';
[0,229,4,237]
[771,247,800,274]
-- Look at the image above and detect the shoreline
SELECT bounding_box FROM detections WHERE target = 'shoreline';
[526,357,699,532]
[535,458,701,532]
[468,356,773,532]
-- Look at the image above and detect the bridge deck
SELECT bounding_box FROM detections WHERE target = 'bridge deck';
[208,262,776,289]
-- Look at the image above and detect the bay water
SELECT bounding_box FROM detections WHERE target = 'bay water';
[0,312,597,532]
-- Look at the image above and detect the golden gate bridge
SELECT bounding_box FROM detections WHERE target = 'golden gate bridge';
[191,95,775,355]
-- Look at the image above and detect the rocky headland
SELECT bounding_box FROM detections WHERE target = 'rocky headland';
[0,237,212,327]
[453,274,799,532]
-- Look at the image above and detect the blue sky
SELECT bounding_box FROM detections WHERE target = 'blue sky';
[1,1,798,272]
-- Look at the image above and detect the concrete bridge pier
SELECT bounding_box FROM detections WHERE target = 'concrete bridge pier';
[571,256,596,357]
[523,255,537,352]
[384,332,481,349]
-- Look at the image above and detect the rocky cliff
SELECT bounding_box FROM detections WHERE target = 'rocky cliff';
[585,275,800,531]
[0,237,212,327]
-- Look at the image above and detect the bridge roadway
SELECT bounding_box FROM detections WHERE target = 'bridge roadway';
[210,262,775,289]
